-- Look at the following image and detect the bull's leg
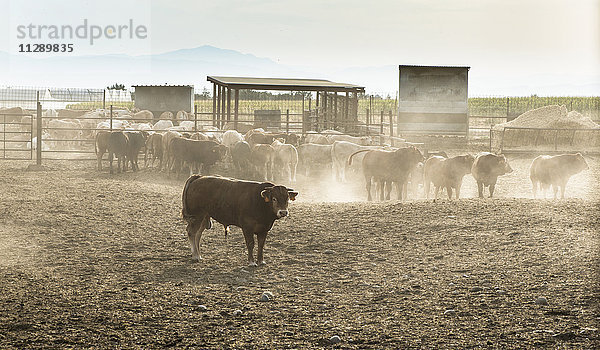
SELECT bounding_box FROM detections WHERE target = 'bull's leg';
[144,149,149,168]
[425,180,431,199]
[97,150,103,171]
[186,218,203,261]
[380,181,386,201]
[256,231,268,265]
[489,182,496,198]
[552,184,558,199]
[333,161,340,182]
[385,181,392,201]
[477,181,484,198]
[446,185,453,199]
[291,162,297,183]
[243,229,257,266]
[560,179,568,199]
[456,180,463,199]
[109,151,114,174]
[531,179,537,198]
[365,176,373,201]
[192,216,210,262]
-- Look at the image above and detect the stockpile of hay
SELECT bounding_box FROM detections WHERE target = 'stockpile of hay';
[490,105,600,152]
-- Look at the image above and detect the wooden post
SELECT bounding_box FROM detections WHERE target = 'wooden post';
[194,104,198,132]
[221,86,226,129]
[234,89,239,130]
[333,92,338,129]
[36,96,42,165]
[345,91,349,124]
[315,92,320,132]
[389,110,394,146]
[380,110,384,135]
[322,92,327,130]
[218,84,221,128]
[102,90,106,110]
[212,84,217,127]
[286,109,290,134]
[110,105,113,131]
[226,87,231,125]
[554,129,559,151]
[366,109,370,136]
[506,97,510,120]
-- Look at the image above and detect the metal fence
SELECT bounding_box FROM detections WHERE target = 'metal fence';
[1,86,600,162]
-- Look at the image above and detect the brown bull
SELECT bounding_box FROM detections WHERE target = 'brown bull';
[182,175,298,265]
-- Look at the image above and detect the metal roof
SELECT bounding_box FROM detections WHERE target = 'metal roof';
[132,84,194,88]
[399,65,470,70]
[207,76,365,92]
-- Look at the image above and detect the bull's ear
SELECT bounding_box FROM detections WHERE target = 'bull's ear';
[260,189,271,202]
[288,191,298,201]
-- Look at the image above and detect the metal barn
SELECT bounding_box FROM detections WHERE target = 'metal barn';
[132,85,194,120]
[397,65,470,136]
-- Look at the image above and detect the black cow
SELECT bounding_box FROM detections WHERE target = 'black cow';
[108,131,129,174]
[169,138,226,175]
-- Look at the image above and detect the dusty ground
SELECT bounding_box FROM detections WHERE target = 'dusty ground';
[0,154,599,349]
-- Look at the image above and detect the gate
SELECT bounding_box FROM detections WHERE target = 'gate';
[0,111,34,160]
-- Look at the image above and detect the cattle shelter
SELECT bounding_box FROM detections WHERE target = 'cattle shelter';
[398,65,470,136]
[207,76,365,133]
[132,85,194,120]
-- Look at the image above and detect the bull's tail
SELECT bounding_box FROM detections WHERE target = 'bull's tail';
[347,149,371,166]
[182,174,203,220]
[94,133,98,156]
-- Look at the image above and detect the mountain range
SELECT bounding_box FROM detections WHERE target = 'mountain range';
[1,45,598,96]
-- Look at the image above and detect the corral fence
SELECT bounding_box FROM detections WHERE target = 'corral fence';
[490,127,600,154]
[1,86,599,162]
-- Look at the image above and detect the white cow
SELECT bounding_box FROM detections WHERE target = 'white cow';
[179,120,195,131]
[272,139,298,183]
[331,140,380,182]
[297,143,333,177]
[47,119,83,148]
[222,130,244,148]
[159,111,174,120]
[327,134,372,146]
[176,110,190,120]
[132,110,154,122]
[132,122,153,132]
[304,133,331,145]
[167,125,187,132]
[153,120,174,131]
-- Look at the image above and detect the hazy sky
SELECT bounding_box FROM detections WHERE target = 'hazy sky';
[0,0,598,94]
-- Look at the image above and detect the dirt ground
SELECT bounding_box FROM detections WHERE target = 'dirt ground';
[0,153,599,349]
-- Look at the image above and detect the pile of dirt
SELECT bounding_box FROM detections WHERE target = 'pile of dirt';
[493,105,600,131]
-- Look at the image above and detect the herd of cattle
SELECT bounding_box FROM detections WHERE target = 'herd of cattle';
[93,118,591,202]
